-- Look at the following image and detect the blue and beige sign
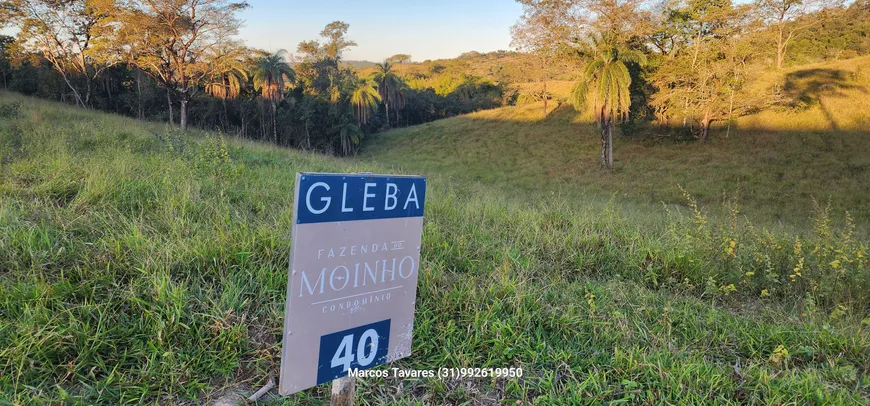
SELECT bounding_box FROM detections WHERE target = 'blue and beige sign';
[279,173,427,395]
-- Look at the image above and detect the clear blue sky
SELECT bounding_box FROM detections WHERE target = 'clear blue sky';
[238,0,524,62]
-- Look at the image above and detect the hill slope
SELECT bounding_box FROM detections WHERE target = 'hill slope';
[0,92,868,404]
[362,56,870,229]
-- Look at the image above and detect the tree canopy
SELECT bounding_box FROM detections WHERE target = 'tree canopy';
[0,0,866,160]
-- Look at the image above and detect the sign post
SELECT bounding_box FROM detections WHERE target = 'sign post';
[279,173,427,398]
[330,376,355,406]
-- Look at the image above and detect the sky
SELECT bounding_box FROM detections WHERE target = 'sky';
[237,0,524,62]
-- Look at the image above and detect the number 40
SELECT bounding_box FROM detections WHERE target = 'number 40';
[331,328,379,372]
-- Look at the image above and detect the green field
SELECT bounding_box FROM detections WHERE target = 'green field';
[0,91,868,404]
[362,56,870,232]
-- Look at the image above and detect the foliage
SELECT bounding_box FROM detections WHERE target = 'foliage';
[787,0,870,63]
[386,53,411,64]
[0,15,505,156]
[0,0,118,107]
[350,78,380,126]
[0,36,16,89]
[371,60,406,128]
[204,45,249,101]
[570,44,643,168]
[511,0,583,117]
[0,101,19,117]
[1,0,870,158]
[111,0,250,130]
[754,0,843,69]
[251,50,295,142]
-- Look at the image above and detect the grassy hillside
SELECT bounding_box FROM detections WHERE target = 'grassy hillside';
[362,56,870,231]
[0,92,868,404]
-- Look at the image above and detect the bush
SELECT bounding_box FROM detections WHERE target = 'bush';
[0,102,20,119]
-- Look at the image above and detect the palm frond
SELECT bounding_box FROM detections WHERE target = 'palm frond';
[617,48,647,66]
[570,50,634,127]
[569,81,589,111]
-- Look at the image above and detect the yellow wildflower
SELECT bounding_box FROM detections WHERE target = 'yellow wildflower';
[770,345,789,364]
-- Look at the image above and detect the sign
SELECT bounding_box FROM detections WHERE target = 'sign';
[279,173,427,395]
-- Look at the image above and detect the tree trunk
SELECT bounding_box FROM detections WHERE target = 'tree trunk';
[47,55,85,108]
[385,102,390,128]
[543,80,548,118]
[167,89,174,125]
[607,121,614,168]
[776,26,785,69]
[60,72,85,108]
[104,76,112,110]
[305,122,311,149]
[85,78,92,107]
[179,92,189,132]
[726,89,734,138]
[700,109,711,143]
[271,101,278,144]
[260,102,266,140]
[700,121,709,142]
[222,98,229,132]
[600,113,608,169]
[136,71,143,120]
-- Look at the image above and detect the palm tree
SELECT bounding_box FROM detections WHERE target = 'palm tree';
[205,49,248,131]
[570,43,645,169]
[350,79,381,126]
[337,117,363,156]
[252,50,296,143]
[372,60,405,128]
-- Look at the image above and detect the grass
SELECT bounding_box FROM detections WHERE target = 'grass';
[361,56,870,232]
[0,91,868,405]
[510,80,578,102]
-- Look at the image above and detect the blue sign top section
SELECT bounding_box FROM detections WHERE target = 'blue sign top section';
[296,173,426,224]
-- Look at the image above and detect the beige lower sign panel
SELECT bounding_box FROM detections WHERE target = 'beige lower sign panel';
[279,173,426,395]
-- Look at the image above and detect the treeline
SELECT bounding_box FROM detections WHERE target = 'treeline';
[2,0,869,160]
[510,0,870,168]
[0,1,505,156]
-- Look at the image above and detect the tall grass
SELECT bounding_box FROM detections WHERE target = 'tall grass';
[0,92,868,404]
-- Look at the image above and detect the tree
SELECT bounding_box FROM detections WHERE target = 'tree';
[319,21,357,63]
[336,115,362,156]
[650,4,758,142]
[205,46,247,100]
[511,0,581,118]
[372,60,405,128]
[350,78,381,125]
[562,0,650,168]
[204,42,248,131]
[570,42,645,168]
[251,50,295,143]
[0,35,13,88]
[3,0,117,107]
[674,0,733,70]
[646,0,733,125]
[114,0,249,131]
[387,54,412,64]
[295,21,356,94]
[755,0,842,69]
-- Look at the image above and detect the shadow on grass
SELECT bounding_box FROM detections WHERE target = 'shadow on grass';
[784,68,867,131]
